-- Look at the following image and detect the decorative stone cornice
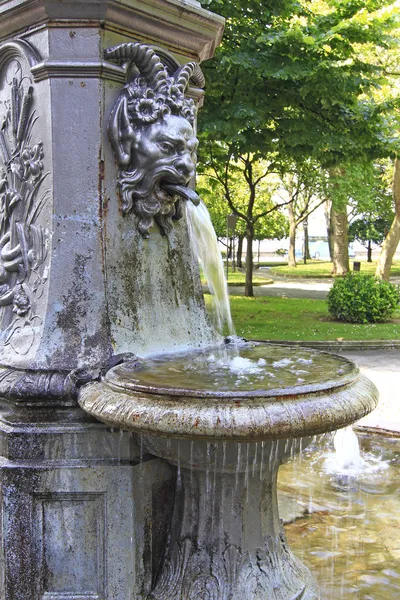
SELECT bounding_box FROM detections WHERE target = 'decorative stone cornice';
[0,0,225,62]
[31,60,126,83]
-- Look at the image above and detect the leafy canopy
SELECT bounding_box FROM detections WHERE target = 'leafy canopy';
[199,0,400,165]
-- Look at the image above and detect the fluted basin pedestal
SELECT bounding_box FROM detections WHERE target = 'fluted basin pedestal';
[143,437,316,599]
[78,343,379,599]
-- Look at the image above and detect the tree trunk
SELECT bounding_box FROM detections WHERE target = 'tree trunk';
[376,158,400,281]
[331,203,349,275]
[304,218,311,262]
[288,203,296,267]
[237,236,243,268]
[325,199,333,261]
[245,225,254,297]
[367,239,372,262]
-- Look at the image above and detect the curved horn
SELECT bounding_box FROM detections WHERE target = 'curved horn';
[191,64,206,88]
[105,43,168,95]
[173,62,197,92]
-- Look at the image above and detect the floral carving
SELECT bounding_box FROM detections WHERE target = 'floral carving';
[21,142,43,179]
[12,285,30,315]
[0,74,49,339]
[149,535,310,600]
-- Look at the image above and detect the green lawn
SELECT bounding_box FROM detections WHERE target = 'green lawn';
[268,260,400,278]
[205,294,400,341]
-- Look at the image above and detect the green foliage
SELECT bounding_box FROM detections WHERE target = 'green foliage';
[327,159,394,212]
[198,0,400,293]
[327,272,400,323]
[197,166,289,240]
[347,159,395,248]
[199,0,400,166]
[348,215,392,247]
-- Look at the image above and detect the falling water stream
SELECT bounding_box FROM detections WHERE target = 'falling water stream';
[186,201,235,335]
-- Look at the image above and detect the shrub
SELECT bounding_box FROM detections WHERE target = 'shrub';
[327,273,400,324]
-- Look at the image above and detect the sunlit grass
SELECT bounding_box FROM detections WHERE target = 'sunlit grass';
[269,260,400,279]
[201,267,271,286]
[205,294,400,341]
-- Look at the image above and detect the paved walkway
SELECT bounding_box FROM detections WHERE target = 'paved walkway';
[229,279,331,300]
[340,349,400,435]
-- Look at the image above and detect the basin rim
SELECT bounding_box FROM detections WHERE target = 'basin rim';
[78,374,379,441]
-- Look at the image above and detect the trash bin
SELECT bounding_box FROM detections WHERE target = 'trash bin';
[353,261,361,272]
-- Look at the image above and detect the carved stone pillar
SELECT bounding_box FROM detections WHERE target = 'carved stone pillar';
[0,0,224,378]
[0,2,224,598]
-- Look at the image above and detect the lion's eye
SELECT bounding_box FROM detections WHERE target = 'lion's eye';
[159,141,175,154]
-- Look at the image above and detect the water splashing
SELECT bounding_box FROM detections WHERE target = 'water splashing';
[186,201,235,335]
[333,426,364,472]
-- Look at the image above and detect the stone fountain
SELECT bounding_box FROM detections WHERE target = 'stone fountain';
[0,1,377,599]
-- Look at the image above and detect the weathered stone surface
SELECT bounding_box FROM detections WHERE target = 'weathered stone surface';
[77,346,379,599]
[0,2,224,599]
[0,0,224,63]
[0,0,222,377]
[0,400,175,599]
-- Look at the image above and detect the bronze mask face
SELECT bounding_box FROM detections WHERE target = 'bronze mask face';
[106,43,201,237]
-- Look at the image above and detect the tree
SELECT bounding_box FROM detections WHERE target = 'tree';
[325,160,396,273]
[199,0,400,292]
[376,158,400,280]
[349,216,392,261]
[348,167,394,261]
[197,157,289,287]
[278,161,327,267]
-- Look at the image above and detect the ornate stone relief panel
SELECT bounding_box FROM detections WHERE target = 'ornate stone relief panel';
[0,41,50,356]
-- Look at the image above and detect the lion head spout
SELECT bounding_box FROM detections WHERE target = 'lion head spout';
[106,43,202,237]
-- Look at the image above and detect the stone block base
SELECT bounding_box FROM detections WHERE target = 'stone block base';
[0,400,174,599]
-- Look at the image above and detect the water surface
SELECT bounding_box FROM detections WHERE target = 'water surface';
[279,434,400,599]
[115,343,356,395]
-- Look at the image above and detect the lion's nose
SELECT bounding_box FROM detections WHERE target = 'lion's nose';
[174,155,195,180]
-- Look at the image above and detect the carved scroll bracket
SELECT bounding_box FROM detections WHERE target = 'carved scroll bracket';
[0,39,41,71]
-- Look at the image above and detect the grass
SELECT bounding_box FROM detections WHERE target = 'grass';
[268,260,400,279]
[205,294,400,341]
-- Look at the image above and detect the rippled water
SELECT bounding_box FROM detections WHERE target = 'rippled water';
[278,434,400,599]
[115,343,355,394]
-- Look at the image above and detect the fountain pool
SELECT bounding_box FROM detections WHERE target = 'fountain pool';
[279,433,400,599]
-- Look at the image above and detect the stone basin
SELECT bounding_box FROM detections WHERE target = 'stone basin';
[78,343,378,600]
[79,343,378,442]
